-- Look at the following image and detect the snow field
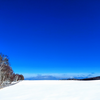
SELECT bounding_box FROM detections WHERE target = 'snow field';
[0,80,100,100]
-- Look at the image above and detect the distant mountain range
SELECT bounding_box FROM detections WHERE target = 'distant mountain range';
[62,76,100,81]
[25,75,59,80]
[25,75,89,80]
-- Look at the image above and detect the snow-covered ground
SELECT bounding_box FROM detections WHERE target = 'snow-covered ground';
[0,80,100,100]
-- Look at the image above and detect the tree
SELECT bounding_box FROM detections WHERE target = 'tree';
[0,53,24,87]
[19,75,24,80]
[0,53,10,85]
[1,65,14,85]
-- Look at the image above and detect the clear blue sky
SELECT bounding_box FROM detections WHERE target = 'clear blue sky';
[0,0,100,77]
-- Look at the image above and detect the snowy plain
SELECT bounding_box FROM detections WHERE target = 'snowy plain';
[0,80,100,100]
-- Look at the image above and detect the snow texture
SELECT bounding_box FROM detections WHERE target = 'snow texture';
[0,80,100,100]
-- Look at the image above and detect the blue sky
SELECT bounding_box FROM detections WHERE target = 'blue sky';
[0,0,100,78]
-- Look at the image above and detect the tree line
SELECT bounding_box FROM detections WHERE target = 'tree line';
[0,53,24,87]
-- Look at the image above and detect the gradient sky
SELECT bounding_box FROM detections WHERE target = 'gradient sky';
[0,0,100,77]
